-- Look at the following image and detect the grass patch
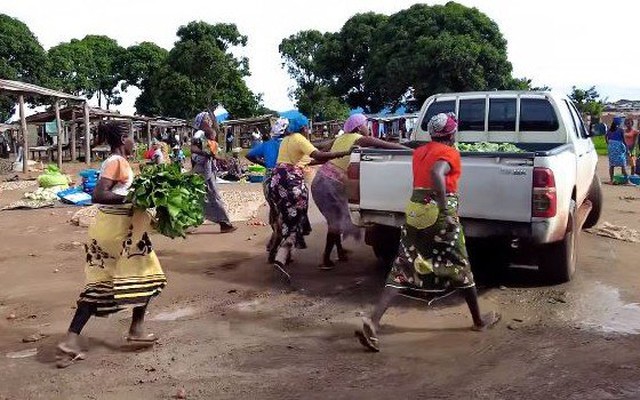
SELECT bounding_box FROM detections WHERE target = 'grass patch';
[592,136,607,156]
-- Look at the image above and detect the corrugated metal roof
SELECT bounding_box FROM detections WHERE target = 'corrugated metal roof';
[0,79,85,101]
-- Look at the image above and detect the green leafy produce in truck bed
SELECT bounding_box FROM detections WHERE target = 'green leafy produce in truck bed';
[456,142,524,153]
[128,163,206,239]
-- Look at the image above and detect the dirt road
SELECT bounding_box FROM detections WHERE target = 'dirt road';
[1,161,640,400]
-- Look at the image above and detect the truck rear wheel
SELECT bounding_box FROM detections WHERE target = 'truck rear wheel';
[583,175,602,230]
[538,200,577,284]
[368,225,400,268]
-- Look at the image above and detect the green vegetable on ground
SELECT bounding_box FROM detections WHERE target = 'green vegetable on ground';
[128,163,206,239]
[456,142,524,153]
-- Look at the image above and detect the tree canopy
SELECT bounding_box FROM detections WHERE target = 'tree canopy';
[280,2,522,115]
[142,21,262,119]
[569,86,604,119]
[0,14,48,121]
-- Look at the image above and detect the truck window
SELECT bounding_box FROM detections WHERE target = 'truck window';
[488,98,516,131]
[519,98,559,131]
[458,99,485,131]
[566,101,589,138]
[421,100,455,131]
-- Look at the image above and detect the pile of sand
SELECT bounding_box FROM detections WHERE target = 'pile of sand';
[587,222,640,243]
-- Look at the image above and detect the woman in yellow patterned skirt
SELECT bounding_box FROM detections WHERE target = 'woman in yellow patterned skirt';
[57,122,167,367]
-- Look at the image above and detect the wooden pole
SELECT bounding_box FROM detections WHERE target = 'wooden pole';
[70,108,77,162]
[55,100,63,168]
[146,121,151,146]
[19,95,28,173]
[83,101,90,165]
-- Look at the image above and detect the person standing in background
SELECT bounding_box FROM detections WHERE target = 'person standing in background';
[191,111,237,233]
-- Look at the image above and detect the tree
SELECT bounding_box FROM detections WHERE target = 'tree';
[81,35,126,108]
[569,86,604,119]
[144,21,261,119]
[0,14,48,121]
[505,77,551,91]
[326,12,388,112]
[47,35,125,109]
[120,42,168,115]
[279,30,348,119]
[294,84,349,121]
[366,2,513,109]
[47,39,96,96]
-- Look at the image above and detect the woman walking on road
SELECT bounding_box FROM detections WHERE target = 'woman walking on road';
[191,111,236,233]
[268,116,353,283]
[356,113,500,352]
[57,122,167,367]
[605,119,628,184]
[246,118,289,261]
[311,113,407,270]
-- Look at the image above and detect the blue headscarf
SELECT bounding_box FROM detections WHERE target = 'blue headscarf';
[286,114,309,134]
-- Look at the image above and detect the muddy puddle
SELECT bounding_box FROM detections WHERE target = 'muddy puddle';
[562,282,640,335]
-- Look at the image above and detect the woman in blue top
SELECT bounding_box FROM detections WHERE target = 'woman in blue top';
[246,118,289,259]
[605,120,628,184]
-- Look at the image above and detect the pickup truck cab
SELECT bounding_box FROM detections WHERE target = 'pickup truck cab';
[347,91,602,283]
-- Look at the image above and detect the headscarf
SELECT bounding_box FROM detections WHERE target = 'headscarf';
[344,113,368,134]
[427,113,458,138]
[193,111,214,130]
[270,118,289,138]
[286,114,309,134]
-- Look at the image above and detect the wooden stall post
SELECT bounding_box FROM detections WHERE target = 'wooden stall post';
[83,101,91,165]
[55,100,63,168]
[146,121,151,146]
[19,95,28,173]
[70,109,77,162]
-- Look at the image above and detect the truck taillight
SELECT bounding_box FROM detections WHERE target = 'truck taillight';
[532,167,556,218]
[347,162,360,204]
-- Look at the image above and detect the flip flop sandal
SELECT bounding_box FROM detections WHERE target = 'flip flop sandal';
[125,333,158,343]
[318,260,335,271]
[273,261,292,284]
[471,311,502,332]
[355,317,380,352]
[56,345,86,369]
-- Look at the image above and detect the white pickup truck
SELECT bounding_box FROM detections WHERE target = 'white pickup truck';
[347,91,602,283]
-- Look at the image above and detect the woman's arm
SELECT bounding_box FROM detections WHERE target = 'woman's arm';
[92,178,126,204]
[309,149,351,163]
[430,161,451,212]
[191,144,209,157]
[356,136,409,150]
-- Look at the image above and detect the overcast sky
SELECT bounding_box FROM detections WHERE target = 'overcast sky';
[3,0,639,116]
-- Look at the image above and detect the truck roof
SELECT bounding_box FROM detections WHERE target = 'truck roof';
[431,90,568,100]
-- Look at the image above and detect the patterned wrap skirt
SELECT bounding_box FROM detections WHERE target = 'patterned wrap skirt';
[79,205,167,316]
[385,188,475,297]
[268,163,311,240]
[608,140,628,167]
[310,162,360,239]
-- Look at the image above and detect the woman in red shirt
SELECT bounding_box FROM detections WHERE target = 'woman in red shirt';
[356,113,500,352]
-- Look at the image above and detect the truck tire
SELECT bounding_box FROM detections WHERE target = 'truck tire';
[369,225,400,268]
[582,175,602,230]
[538,200,577,284]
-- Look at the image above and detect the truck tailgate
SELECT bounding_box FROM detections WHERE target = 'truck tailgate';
[358,150,535,223]
[359,151,414,213]
[458,154,534,222]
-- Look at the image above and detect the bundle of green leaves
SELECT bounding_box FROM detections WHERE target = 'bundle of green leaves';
[128,163,206,238]
[457,142,524,153]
